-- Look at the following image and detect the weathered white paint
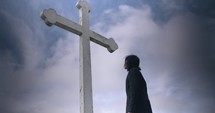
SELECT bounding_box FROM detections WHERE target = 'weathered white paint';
[40,0,118,113]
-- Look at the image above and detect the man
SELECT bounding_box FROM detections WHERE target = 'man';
[124,55,152,113]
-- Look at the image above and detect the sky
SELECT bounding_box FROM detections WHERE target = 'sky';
[0,0,215,113]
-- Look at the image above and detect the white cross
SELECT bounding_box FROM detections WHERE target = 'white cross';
[40,0,118,113]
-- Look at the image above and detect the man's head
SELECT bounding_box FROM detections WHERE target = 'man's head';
[124,55,141,71]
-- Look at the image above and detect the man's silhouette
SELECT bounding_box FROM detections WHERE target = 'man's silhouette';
[124,55,152,113]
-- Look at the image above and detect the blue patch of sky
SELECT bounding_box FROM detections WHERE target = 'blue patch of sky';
[88,0,145,24]
[88,0,180,25]
[89,0,215,24]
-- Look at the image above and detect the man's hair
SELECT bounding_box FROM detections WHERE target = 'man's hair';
[125,55,141,71]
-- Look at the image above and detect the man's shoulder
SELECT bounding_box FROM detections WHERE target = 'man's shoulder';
[129,67,141,72]
[128,67,142,76]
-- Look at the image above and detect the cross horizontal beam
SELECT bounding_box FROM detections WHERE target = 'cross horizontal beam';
[41,8,118,53]
[41,9,82,35]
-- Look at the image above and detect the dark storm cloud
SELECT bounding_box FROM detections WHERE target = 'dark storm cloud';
[0,7,33,113]
[0,1,30,66]
[134,0,215,23]
[0,14,24,65]
[181,0,215,75]
[177,10,215,75]
[0,0,68,67]
[0,1,67,112]
[150,1,215,111]
[185,0,215,18]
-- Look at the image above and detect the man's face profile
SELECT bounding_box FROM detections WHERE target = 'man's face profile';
[124,60,128,70]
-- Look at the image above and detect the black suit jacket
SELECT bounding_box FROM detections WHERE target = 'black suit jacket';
[126,68,152,113]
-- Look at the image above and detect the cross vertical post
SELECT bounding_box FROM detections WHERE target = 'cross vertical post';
[76,1,93,113]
